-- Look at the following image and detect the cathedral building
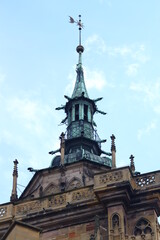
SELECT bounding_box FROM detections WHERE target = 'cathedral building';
[0,16,160,240]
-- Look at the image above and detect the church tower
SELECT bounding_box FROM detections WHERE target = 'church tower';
[53,15,112,168]
[0,15,160,240]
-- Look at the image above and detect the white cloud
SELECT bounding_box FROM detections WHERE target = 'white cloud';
[108,44,149,63]
[1,130,13,145]
[108,46,132,57]
[126,63,139,76]
[65,66,113,95]
[132,46,150,63]
[84,67,107,90]
[137,120,157,140]
[154,105,160,114]
[130,80,160,103]
[85,34,107,54]
[6,97,52,135]
[130,79,160,114]
[85,37,149,78]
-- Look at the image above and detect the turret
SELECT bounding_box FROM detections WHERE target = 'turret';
[10,159,18,202]
[53,15,112,168]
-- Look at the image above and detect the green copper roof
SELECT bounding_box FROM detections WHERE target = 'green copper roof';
[71,51,89,99]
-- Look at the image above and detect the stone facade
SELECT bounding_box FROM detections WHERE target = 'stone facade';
[0,16,160,240]
[0,163,160,239]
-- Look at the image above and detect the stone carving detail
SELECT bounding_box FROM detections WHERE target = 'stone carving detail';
[48,194,66,208]
[16,194,67,215]
[134,218,152,236]
[15,188,94,216]
[66,177,82,191]
[16,201,42,215]
[0,207,7,218]
[112,214,120,229]
[44,183,59,196]
[72,188,94,202]
[136,175,155,188]
[99,171,123,184]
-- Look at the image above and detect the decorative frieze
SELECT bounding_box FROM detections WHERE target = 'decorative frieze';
[16,194,66,216]
[14,187,94,217]
[72,188,95,202]
[99,171,123,184]
[48,194,66,208]
[16,200,42,215]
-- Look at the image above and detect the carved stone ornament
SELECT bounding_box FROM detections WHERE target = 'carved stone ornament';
[16,193,67,215]
[43,183,59,196]
[99,171,123,184]
[16,201,42,215]
[72,188,95,202]
[135,174,155,188]
[0,207,7,218]
[66,177,82,191]
[48,194,66,208]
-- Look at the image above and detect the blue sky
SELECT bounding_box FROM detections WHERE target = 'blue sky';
[0,0,160,203]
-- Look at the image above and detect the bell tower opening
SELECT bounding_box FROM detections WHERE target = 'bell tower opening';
[75,104,79,121]
[84,104,88,121]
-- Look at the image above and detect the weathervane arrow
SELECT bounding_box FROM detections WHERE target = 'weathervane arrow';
[69,15,84,29]
[69,15,84,46]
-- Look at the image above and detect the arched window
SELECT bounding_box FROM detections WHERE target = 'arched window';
[84,104,88,121]
[112,214,120,229]
[134,218,152,236]
[68,107,72,124]
[75,104,79,120]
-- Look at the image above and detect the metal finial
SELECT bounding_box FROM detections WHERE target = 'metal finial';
[69,15,84,51]
[10,159,19,202]
[60,132,65,165]
[110,134,116,152]
[78,15,82,45]
[130,154,135,172]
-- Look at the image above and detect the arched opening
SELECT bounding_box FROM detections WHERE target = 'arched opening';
[134,218,152,238]
[112,214,120,229]
[75,104,79,120]
[84,104,88,121]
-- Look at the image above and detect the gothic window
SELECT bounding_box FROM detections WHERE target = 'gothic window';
[43,183,59,195]
[84,104,88,121]
[68,107,72,123]
[66,177,82,190]
[134,218,152,236]
[112,214,120,229]
[75,104,79,120]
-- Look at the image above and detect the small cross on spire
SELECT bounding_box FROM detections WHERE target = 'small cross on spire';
[130,154,135,173]
[110,134,116,168]
[10,159,19,202]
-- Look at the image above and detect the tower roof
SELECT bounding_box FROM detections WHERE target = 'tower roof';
[54,15,110,167]
[71,15,88,99]
[71,46,89,99]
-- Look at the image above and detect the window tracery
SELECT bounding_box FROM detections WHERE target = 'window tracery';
[134,218,152,236]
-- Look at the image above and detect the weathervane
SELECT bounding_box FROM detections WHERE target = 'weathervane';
[69,15,84,46]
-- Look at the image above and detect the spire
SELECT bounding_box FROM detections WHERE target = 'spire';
[70,15,89,99]
[52,16,112,168]
[130,154,135,173]
[10,159,18,202]
[110,134,116,168]
[60,132,65,165]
